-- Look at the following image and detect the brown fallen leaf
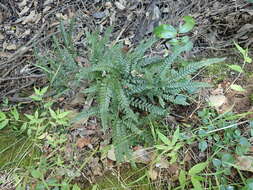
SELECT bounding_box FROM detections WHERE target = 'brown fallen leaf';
[18,0,28,8]
[107,147,116,161]
[235,156,253,173]
[5,43,17,51]
[208,95,227,109]
[76,137,91,149]
[115,1,126,10]
[148,169,158,181]
[0,33,4,40]
[19,6,30,16]
[133,147,153,164]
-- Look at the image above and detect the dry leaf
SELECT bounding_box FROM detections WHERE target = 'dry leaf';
[56,13,68,20]
[69,92,86,106]
[21,11,40,24]
[133,148,153,164]
[148,169,158,180]
[6,43,17,50]
[211,84,224,95]
[0,51,11,58]
[115,2,125,10]
[105,2,112,8]
[19,6,30,16]
[18,0,28,8]
[44,0,54,6]
[107,147,116,161]
[208,95,227,108]
[0,33,4,40]
[21,29,31,38]
[68,109,89,129]
[155,157,170,169]
[235,156,253,173]
[43,6,51,13]
[76,137,91,149]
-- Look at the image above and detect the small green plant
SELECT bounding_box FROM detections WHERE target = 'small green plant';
[0,86,70,140]
[154,16,196,46]
[178,162,208,190]
[228,42,252,92]
[73,19,225,161]
[35,20,79,95]
[154,128,183,164]
[193,108,253,189]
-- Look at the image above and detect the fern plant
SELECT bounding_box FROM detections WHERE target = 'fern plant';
[74,28,225,162]
[35,20,79,95]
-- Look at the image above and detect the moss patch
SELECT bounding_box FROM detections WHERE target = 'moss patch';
[0,130,40,170]
[85,166,153,190]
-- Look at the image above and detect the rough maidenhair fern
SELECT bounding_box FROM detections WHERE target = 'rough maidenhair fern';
[74,28,225,162]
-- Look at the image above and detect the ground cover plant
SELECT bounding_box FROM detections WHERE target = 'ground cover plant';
[1,1,253,190]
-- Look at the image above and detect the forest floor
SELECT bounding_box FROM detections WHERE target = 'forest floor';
[1,0,253,189]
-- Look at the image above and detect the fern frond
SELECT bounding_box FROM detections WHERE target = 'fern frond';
[130,98,166,116]
[170,58,226,82]
[70,106,99,124]
[160,41,193,74]
[112,119,132,162]
[99,82,112,130]
[166,81,210,92]
[132,38,157,57]
[113,80,138,122]
[139,56,162,67]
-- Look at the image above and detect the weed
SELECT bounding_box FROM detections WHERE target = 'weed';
[35,20,79,95]
[73,18,225,162]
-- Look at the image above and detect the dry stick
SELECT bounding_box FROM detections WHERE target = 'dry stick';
[112,21,131,46]
[207,120,249,134]
[0,22,48,67]
[0,74,45,82]
[0,2,9,12]
[2,59,27,78]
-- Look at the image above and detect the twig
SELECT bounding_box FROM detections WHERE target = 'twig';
[0,74,45,82]
[0,2,9,12]
[207,120,249,134]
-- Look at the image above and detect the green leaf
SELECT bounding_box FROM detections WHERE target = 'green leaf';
[49,108,57,119]
[0,119,9,130]
[72,184,81,190]
[25,114,34,121]
[179,16,196,34]
[191,176,203,190]
[154,24,177,39]
[30,95,42,101]
[154,145,169,150]
[198,141,208,152]
[179,170,186,189]
[245,56,252,63]
[226,64,244,73]
[0,112,6,121]
[71,107,99,124]
[221,153,235,167]
[157,130,171,145]
[31,169,43,179]
[189,162,208,176]
[11,107,19,121]
[58,111,70,119]
[234,42,246,56]
[212,158,222,168]
[40,86,49,95]
[230,84,245,92]
[171,127,180,146]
